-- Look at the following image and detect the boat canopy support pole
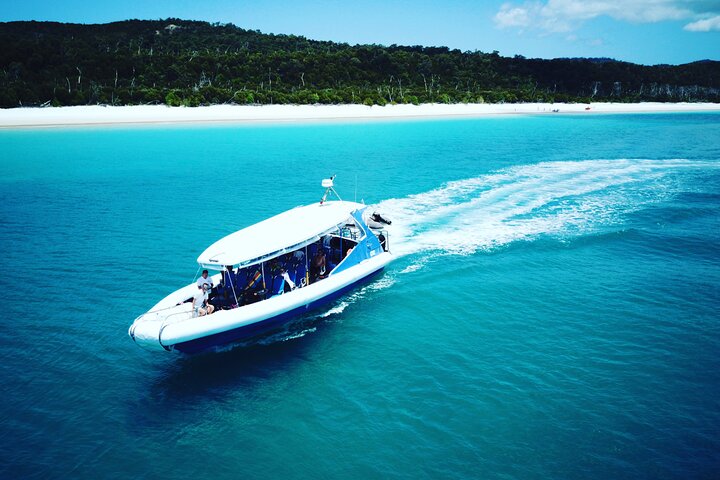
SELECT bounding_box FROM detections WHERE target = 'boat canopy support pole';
[229,267,240,306]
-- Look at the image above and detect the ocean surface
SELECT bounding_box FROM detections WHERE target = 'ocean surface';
[1,112,719,479]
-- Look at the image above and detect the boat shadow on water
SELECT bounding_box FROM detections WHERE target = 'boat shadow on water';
[142,308,344,399]
[124,315,341,431]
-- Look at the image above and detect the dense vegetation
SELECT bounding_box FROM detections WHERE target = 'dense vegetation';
[1,19,719,108]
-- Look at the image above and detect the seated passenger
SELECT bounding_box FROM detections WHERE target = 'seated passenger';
[280,266,295,292]
[193,283,215,317]
[310,248,327,282]
[209,293,234,310]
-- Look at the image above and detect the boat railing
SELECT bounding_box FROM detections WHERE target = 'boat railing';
[145,304,186,316]
[339,226,358,240]
[160,308,196,328]
[132,301,192,325]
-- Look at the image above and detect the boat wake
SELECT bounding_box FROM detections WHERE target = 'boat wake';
[252,275,398,345]
[213,158,715,349]
[375,158,715,258]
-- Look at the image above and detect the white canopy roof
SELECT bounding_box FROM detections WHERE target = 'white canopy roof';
[197,201,366,269]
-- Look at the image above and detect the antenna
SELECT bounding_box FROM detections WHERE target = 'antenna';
[320,175,342,204]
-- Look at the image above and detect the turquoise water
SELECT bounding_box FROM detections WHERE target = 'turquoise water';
[1,113,719,479]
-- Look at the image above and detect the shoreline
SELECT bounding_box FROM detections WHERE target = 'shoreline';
[1,102,719,129]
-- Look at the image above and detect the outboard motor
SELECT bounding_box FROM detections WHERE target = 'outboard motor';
[371,212,391,225]
[366,211,392,229]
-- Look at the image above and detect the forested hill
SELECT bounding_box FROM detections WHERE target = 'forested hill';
[1,19,719,108]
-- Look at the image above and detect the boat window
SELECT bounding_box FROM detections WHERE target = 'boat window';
[201,218,364,309]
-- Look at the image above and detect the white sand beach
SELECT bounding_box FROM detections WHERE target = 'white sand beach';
[1,102,719,128]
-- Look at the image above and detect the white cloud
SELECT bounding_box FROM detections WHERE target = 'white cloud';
[548,0,689,23]
[494,2,572,32]
[494,0,720,32]
[494,3,535,28]
[684,14,720,30]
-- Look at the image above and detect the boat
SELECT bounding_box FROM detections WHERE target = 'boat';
[128,177,392,353]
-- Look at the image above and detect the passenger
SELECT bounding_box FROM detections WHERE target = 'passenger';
[193,283,215,316]
[209,293,227,311]
[197,269,213,290]
[311,247,327,282]
[280,266,296,292]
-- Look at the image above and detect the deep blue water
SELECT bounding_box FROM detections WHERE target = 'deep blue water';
[1,113,719,479]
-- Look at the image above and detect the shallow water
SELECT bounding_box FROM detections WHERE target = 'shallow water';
[1,113,719,479]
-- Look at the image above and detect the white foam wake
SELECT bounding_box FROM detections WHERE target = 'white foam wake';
[248,275,399,344]
[230,159,712,345]
[374,159,715,258]
[316,274,397,319]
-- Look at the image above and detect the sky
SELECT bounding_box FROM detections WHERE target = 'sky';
[2,0,719,65]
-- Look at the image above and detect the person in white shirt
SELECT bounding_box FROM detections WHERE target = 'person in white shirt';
[280,267,295,291]
[197,269,213,290]
[193,283,215,316]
